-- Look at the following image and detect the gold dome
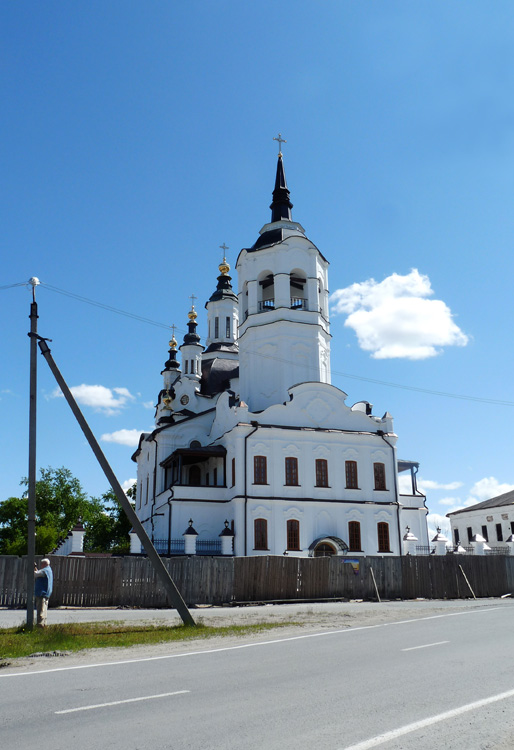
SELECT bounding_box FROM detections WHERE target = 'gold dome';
[169,334,177,350]
[219,257,230,275]
[188,306,198,321]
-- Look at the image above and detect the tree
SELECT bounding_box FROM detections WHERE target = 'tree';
[0,468,135,555]
[0,467,91,555]
[0,496,28,555]
[84,486,134,554]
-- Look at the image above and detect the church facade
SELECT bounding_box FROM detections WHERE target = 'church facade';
[132,151,429,557]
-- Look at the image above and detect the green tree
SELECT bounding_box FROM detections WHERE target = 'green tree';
[0,467,91,555]
[84,486,134,554]
[0,469,135,555]
[0,496,28,555]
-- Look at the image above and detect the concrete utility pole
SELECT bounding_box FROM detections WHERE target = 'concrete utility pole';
[36,336,196,627]
[26,277,40,629]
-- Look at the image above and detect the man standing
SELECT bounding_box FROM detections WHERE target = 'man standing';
[34,558,53,628]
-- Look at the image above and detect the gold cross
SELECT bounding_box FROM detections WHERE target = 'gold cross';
[273,132,287,155]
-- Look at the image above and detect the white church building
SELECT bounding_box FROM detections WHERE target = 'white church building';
[132,149,429,557]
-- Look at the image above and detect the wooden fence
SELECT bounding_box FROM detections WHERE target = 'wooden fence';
[1,554,513,609]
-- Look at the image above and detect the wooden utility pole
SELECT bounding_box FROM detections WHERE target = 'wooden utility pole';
[37,336,196,627]
[26,278,40,629]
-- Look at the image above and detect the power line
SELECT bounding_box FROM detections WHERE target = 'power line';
[39,282,174,331]
[0,282,27,290]
[6,279,514,408]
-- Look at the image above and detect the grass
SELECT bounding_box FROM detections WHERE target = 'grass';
[0,620,294,662]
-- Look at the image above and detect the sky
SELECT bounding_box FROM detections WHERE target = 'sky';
[2,1,514,539]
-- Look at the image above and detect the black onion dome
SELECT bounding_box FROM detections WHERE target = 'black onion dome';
[208,272,238,304]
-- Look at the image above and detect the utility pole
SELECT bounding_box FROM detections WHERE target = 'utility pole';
[37,336,196,627]
[26,277,40,629]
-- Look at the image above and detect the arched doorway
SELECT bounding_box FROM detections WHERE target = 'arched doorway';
[313,542,337,557]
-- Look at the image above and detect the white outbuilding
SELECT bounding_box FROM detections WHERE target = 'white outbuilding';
[132,149,429,557]
[447,489,514,550]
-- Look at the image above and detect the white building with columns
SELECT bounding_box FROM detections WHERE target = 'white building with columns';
[132,150,429,557]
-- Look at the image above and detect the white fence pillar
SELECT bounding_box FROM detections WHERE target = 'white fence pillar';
[431,527,449,555]
[403,527,418,556]
[219,520,235,556]
[183,519,198,555]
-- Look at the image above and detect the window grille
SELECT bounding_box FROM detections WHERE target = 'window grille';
[345,460,358,489]
[254,519,268,550]
[315,459,328,487]
[287,519,300,550]
[254,456,267,485]
[377,522,390,552]
[374,462,386,490]
[348,521,361,551]
[285,457,299,486]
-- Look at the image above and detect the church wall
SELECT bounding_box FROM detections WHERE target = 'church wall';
[246,497,400,556]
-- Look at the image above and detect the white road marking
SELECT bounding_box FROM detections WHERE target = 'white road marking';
[0,606,503,678]
[55,690,189,714]
[339,686,514,750]
[401,640,449,651]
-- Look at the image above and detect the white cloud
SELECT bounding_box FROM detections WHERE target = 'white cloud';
[52,384,135,415]
[121,477,137,492]
[398,474,412,494]
[417,479,463,492]
[329,269,468,359]
[142,401,155,410]
[438,496,461,507]
[101,429,142,446]
[467,476,514,503]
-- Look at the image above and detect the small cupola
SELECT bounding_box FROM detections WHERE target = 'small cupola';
[179,300,204,380]
[205,249,239,353]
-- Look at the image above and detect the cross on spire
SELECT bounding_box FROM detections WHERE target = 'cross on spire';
[273,132,287,156]
[170,324,176,338]
[189,293,197,309]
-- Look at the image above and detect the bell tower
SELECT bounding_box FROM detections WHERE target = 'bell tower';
[236,140,331,412]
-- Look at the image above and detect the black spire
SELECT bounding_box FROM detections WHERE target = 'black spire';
[208,258,238,304]
[163,333,180,372]
[270,154,293,223]
[182,308,201,345]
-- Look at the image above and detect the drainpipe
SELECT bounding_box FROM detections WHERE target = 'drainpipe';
[244,422,259,555]
[167,489,174,556]
[149,436,159,541]
[379,432,402,557]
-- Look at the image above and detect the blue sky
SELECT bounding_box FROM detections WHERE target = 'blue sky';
[2,1,514,538]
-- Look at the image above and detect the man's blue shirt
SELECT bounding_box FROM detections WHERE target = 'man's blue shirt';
[34,567,53,598]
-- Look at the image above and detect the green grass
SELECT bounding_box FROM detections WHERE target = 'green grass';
[0,620,294,662]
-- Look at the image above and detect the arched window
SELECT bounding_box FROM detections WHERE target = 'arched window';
[289,270,306,310]
[348,521,361,552]
[315,459,328,487]
[254,519,268,550]
[189,465,201,486]
[377,522,390,552]
[258,272,275,312]
[285,457,299,486]
[345,460,358,489]
[374,462,386,490]
[287,519,300,551]
[254,456,267,485]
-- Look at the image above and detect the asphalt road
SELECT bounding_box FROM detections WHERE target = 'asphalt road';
[1,601,514,749]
